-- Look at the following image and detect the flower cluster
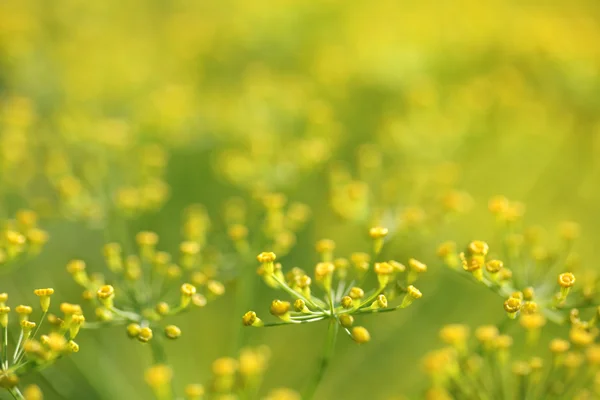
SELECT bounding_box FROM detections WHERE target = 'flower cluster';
[0,210,49,271]
[145,347,300,400]
[437,196,597,328]
[422,323,600,400]
[0,289,83,398]
[243,227,424,344]
[329,148,472,230]
[223,193,311,261]
[67,219,224,348]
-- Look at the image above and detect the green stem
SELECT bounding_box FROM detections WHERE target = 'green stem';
[303,318,339,400]
[2,324,8,369]
[149,336,167,364]
[11,330,23,364]
[232,256,254,354]
[15,311,47,363]
[7,387,25,400]
[271,275,324,312]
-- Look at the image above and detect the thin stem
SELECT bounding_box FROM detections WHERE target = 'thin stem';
[303,317,339,400]
[271,275,325,312]
[7,387,25,400]
[11,330,23,364]
[232,255,254,354]
[2,324,8,370]
[261,317,326,327]
[82,320,127,329]
[149,335,167,364]
[108,306,141,322]
[15,311,48,363]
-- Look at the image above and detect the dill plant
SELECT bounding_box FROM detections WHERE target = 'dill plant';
[1,1,600,399]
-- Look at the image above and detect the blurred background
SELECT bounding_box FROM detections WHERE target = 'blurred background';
[1,0,600,398]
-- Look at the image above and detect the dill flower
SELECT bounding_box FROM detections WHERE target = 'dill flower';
[351,326,371,344]
[0,211,49,270]
[244,229,425,342]
[66,212,225,346]
[146,347,296,399]
[0,288,84,397]
[164,325,182,340]
[422,324,599,399]
[439,201,598,331]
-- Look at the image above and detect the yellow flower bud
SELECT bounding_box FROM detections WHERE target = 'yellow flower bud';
[314,262,335,291]
[15,305,33,322]
[559,221,580,241]
[400,285,422,308]
[408,258,427,273]
[369,226,388,254]
[486,259,503,274]
[69,314,85,339]
[180,283,196,308]
[23,384,43,400]
[550,338,570,354]
[228,224,249,241]
[475,325,499,350]
[488,195,510,215]
[138,326,153,343]
[257,252,277,274]
[164,325,181,339]
[212,357,238,376]
[145,365,172,397]
[558,272,576,303]
[242,311,263,327]
[351,326,371,344]
[67,340,79,353]
[371,294,388,310]
[156,302,170,316]
[0,306,10,327]
[270,300,291,320]
[257,251,276,263]
[468,240,489,257]
[523,287,535,301]
[184,384,205,400]
[192,294,207,308]
[97,285,115,308]
[349,287,364,300]
[570,327,595,347]
[136,231,159,247]
[439,324,470,352]
[60,303,82,316]
[207,281,225,298]
[294,299,308,313]
[558,272,576,288]
[339,314,354,328]
[126,323,142,338]
[315,239,335,261]
[103,243,123,273]
[374,262,393,287]
[503,297,522,319]
[66,260,88,286]
[341,296,353,309]
[34,288,54,312]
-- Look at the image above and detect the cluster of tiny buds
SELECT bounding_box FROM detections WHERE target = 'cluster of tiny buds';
[0,210,49,267]
[439,236,586,330]
[224,194,311,258]
[97,282,205,343]
[424,322,600,399]
[244,229,424,344]
[145,346,300,399]
[65,225,225,345]
[0,289,83,394]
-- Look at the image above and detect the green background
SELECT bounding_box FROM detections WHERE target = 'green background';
[1,0,600,398]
